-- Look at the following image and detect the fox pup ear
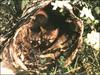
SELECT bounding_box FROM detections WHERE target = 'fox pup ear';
[36,9,48,18]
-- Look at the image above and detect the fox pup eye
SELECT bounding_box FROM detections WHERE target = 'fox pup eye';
[35,14,48,26]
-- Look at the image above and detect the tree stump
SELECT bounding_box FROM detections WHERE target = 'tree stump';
[0,1,84,74]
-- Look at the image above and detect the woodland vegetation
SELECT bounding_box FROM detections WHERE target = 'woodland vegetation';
[0,0,100,75]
